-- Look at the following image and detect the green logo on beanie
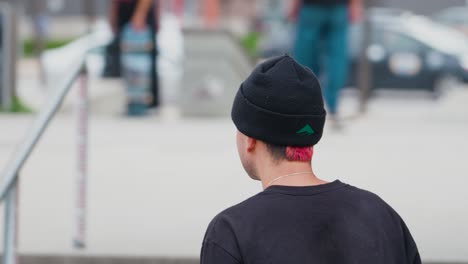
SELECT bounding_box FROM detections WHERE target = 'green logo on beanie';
[296,124,315,136]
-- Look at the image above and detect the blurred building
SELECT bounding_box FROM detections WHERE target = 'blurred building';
[11,0,467,16]
[0,0,466,17]
[1,0,467,39]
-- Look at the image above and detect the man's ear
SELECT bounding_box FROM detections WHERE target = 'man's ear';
[246,137,257,152]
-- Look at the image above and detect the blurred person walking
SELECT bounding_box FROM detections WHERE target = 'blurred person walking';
[291,0,361,127]
[201,55,421,264]
[107,0,160,108]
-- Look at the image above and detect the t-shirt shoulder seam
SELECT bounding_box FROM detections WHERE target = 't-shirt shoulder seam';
[203,239,242,264]
[219,192,266,213]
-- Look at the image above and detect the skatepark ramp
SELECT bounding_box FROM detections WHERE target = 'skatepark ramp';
[181,29,254,117]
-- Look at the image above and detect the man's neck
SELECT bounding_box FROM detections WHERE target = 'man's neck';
[259,161,327,190]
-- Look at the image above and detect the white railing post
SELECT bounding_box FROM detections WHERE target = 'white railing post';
[3,177,19,264]
[73,65,88,249]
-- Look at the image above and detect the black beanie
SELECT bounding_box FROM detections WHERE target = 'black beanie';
[231,55,326,146]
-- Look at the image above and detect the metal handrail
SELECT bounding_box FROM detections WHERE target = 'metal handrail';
[0,48,92,264]
[0,19,112,262]
[0,57,86,201]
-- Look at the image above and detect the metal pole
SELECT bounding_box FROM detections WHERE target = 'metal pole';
[10,1,18,102]
[83,0,95,33]
[0,2,13,110]
[32,0,47,84]
[32,0,46,58]
[357,5,372,114]
[3,177,19,264]
[73,65,88,249]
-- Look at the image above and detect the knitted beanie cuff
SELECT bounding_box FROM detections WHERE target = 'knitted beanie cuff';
[231,86,326,147]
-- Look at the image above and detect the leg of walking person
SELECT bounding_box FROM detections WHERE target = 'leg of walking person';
[115,1,137,79]
[148,24,159,108]
[322,5,349,117]
[293,5,325,76]
[145,2,159,108]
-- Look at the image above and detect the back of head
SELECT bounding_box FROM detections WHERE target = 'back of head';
[231,55,326,161]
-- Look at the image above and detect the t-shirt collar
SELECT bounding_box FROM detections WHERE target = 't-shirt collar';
[263,180,347,196]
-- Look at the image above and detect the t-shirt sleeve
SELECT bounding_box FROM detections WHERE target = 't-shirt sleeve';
[399,217,421,264]
[200,213,243,264]
[380,196,421,264]
[201,240,241,264]
[412,252,422,264]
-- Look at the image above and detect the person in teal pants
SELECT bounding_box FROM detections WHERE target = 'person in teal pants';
[292,0,361,125]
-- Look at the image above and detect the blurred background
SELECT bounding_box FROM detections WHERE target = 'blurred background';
[0,0,467,263]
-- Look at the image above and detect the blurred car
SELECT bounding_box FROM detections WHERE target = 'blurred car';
[259,8,468,95]
[348,9,468,95]
[433,7,468,36]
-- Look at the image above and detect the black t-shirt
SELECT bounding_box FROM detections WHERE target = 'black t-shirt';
[302,0,349,5]
[201,180,421,264]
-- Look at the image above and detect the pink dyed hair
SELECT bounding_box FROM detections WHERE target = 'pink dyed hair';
[285,146,313,161]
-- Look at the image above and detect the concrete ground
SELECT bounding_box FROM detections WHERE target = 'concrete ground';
[0,59,467,263]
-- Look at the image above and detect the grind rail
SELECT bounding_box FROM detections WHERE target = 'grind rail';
[0,31,110,262]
